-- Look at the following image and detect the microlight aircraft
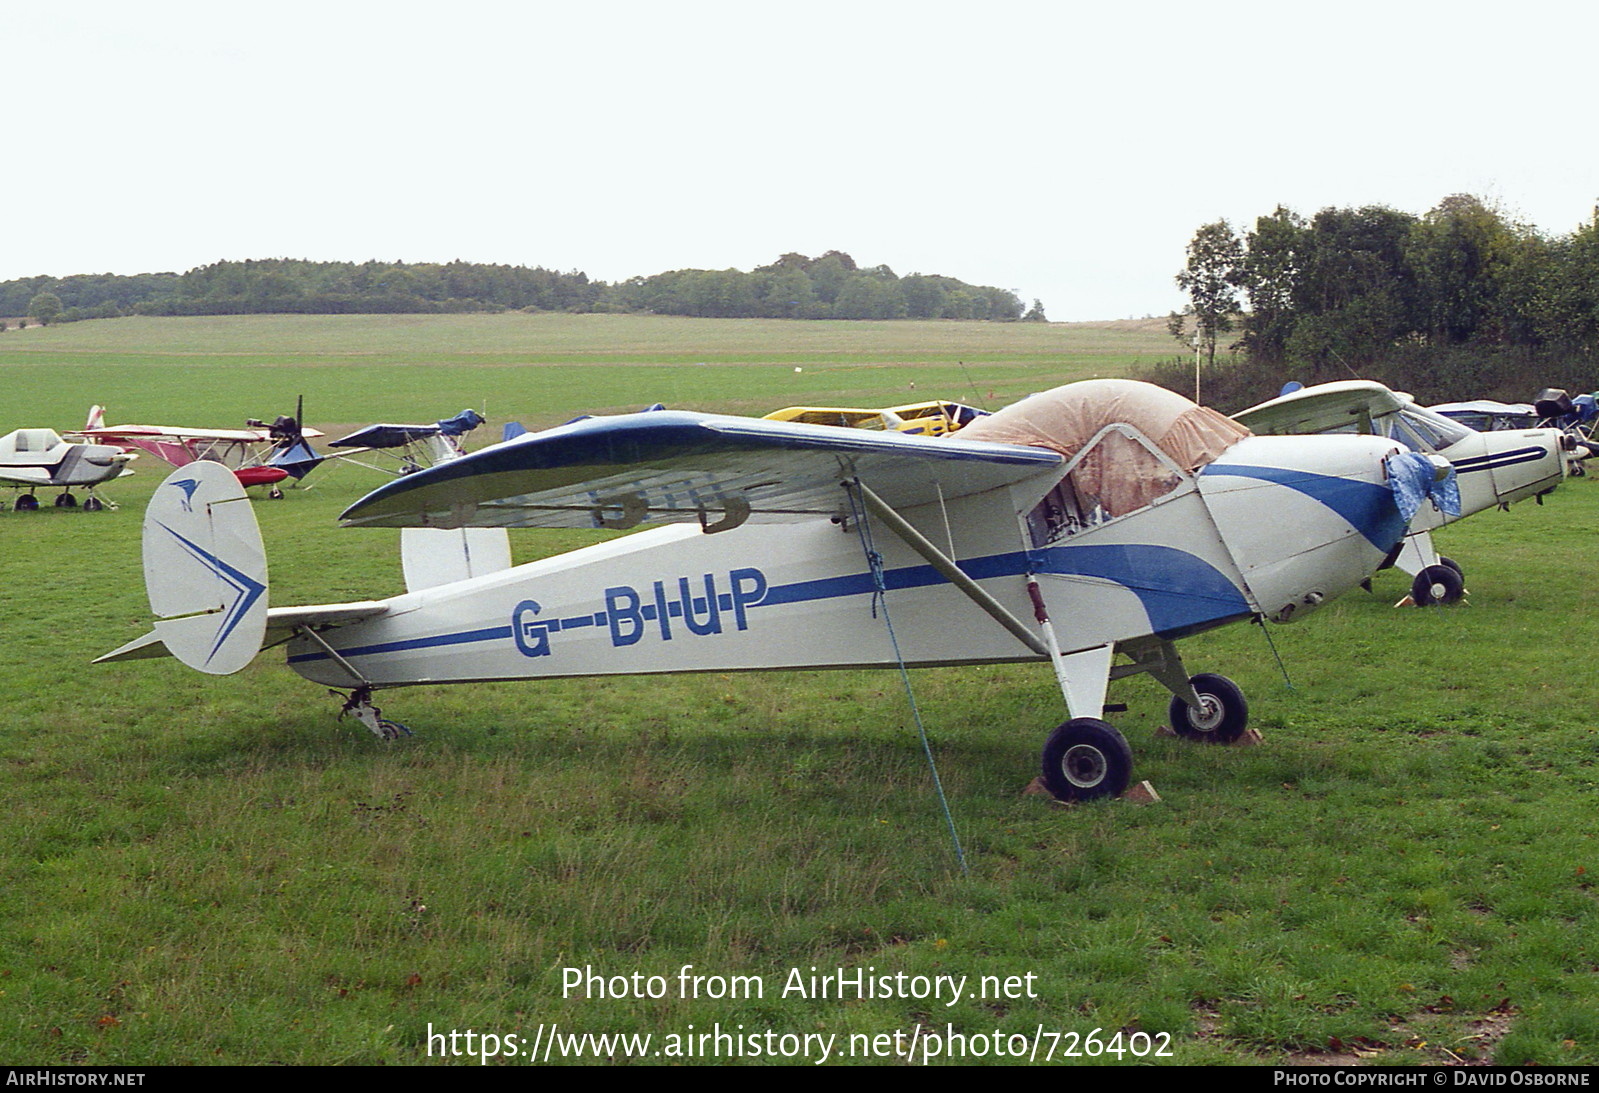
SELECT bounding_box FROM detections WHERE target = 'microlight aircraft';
[73,403,325,498]
[1233,380,1571,605]
[98,380,1442,801]
[326,409,486,476]
[0,428,133,510]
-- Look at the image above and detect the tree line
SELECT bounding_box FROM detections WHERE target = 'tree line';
[1165,195,1599,407]
[3,252,1037,325]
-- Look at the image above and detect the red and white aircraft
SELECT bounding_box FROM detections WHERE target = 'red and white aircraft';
[71,403,324,498]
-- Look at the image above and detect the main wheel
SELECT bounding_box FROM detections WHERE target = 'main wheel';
[15,495,39,511]
[1411,563,1464,606]
[1040,717,1133,802]
[82,496,104,512]
[54,493,77,508]
[1169,672,1249,743]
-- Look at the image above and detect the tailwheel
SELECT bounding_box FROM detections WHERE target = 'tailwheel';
[1040,717,1133,802]
[376,718,412,740]
[334,686,411,740]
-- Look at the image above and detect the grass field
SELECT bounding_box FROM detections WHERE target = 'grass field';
[2,315,1597,1066]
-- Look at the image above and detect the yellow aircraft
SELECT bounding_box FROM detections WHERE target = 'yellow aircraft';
[762,399,986,437]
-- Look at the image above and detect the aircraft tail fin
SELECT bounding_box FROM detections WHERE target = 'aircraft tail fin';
[85,404,106,431]
[108,462,271,674]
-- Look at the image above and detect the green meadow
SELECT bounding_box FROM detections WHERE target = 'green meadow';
[1,315,1596,1066]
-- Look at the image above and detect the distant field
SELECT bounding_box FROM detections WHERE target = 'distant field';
[0,313,1178,431]
[4,314,1596,1066]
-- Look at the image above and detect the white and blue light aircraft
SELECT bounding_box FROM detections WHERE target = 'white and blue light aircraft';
[1233,380,1571,605]
[98,380,1443,801]
[0,427,134,510]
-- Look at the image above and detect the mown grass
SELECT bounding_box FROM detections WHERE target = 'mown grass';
[1,314,1596,1066]
[0,313,1176,431]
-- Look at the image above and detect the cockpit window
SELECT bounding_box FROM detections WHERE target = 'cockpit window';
[1387,407,1472,452]
[1027,424,1187,546]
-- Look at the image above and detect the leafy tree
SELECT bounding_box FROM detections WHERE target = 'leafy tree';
[1406,194,1522,346]
[1235,206,1306,362]
[1286,205,1419,368]
[28,291,62,325]
[1023,298,1047,322]
[806,254,853,305]
[1174,220,1243,366]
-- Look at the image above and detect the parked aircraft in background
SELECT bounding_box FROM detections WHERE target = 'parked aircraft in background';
[0,427,134,510]
[71,402,324,498]
[762,399,987,436]
[1234,380,1571,604]
[327,409,486,476]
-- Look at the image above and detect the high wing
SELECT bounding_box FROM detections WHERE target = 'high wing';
[339,409,1063,530]
[329,424,447,449]
[1232,380,1409,436]
[77,424,328,443]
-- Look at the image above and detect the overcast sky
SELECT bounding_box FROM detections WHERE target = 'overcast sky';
[6,0,1594,321]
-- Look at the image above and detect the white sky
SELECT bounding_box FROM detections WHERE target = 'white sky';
[5,0,1595,321]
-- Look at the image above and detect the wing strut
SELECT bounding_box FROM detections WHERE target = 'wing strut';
[845,479,1048,658]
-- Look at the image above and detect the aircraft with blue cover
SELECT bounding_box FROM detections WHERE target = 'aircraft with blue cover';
[97,379,1443,801]
[326,409,486,476]
[1233,380,1572,605]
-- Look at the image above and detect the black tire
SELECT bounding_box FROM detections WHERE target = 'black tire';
[82,497,104,512]
[1437,556,1463,578]
[268,487,284,500]
[54,493,77,508]
[1040,717,1133,802]
[15,495,39,512]
[1168,672,1249,743]
[1411,563,1464,606]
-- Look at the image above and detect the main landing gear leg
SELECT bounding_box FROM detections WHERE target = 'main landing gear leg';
[333,685,411,740]
[1118,636,1251,743]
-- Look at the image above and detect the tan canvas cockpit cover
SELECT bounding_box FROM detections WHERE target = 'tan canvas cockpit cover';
[956,379,1253,517]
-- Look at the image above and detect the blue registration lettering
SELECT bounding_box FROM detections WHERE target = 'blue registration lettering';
[605,585,645,646]
[729,567,767,631]
[512,599,551,658]
[679,574,723,636]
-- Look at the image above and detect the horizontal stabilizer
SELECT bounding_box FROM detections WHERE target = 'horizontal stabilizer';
[94,630,171,664]
[98,602,390,667]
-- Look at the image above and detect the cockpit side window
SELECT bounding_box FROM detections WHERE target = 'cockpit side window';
[1026,424,1187,547]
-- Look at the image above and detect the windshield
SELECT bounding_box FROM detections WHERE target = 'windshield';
[1385,406,1473,452]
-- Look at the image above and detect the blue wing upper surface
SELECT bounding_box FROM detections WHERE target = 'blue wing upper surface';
[339,410,1062,530]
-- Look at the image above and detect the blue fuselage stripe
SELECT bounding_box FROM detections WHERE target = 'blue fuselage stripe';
[1451,447,1549,473]
[289,541,1250,664]
[1201,464,1405,550]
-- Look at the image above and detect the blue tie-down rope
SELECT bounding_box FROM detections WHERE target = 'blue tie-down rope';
[845,482,968,876]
